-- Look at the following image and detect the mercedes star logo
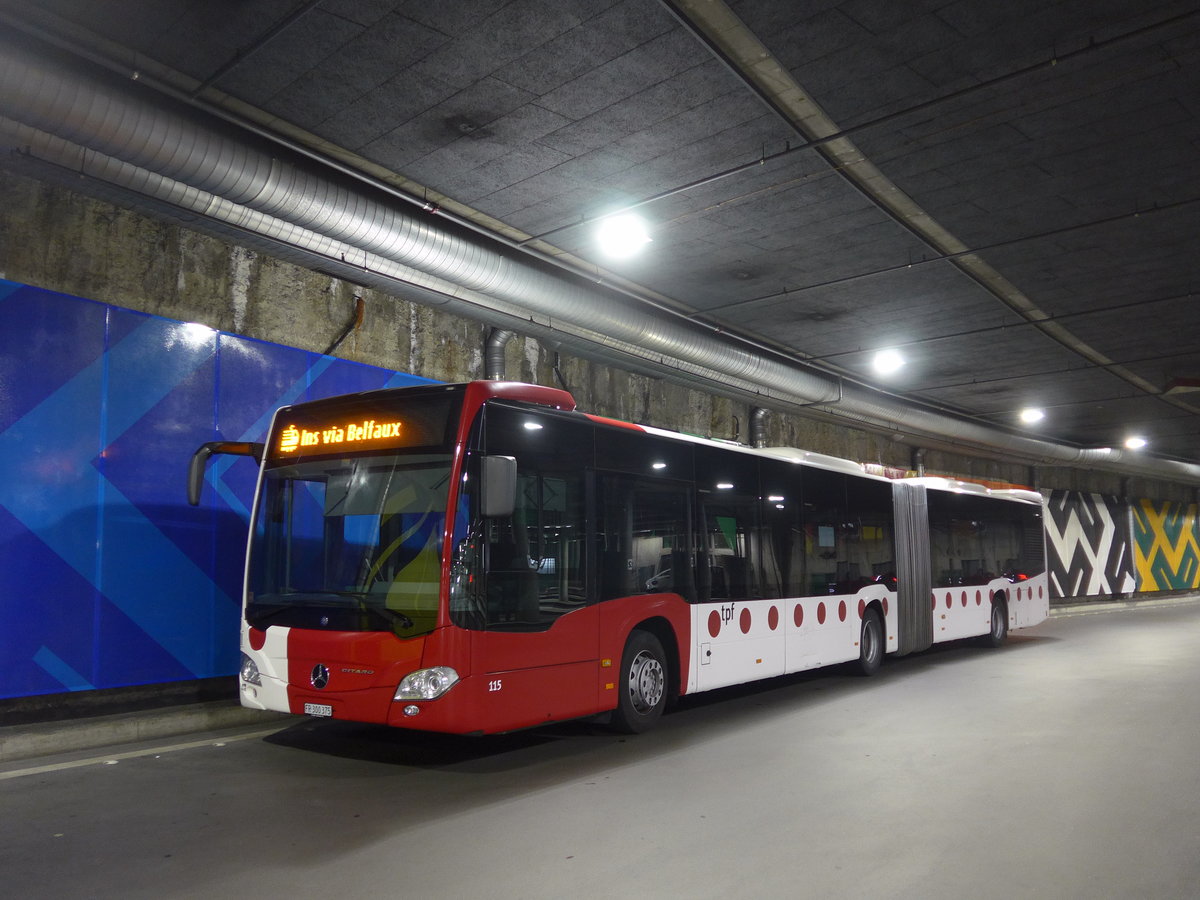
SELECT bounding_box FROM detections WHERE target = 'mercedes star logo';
[310,663,330,690]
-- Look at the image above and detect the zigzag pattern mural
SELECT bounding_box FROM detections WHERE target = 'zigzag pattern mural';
[0,280,430,699]
[1044,491,1135,599]
[1133,499,1200,591]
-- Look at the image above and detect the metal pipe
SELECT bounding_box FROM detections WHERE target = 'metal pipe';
[485,328,515,380]
[750,407,770,449]
[323,295,364,356]
[912,448,926,477]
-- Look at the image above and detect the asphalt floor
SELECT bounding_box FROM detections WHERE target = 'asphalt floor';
[3,595,1196,764]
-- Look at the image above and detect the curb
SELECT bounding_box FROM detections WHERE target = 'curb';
[1050,594,1200,617]
[0,700,288,764]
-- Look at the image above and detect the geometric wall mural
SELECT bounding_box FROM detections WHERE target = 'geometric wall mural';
[1044,491,1137,600]
[1132,498,1200,591]
[0,279,430,700]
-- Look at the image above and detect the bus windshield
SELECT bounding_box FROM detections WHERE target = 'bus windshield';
[247,452,456,637]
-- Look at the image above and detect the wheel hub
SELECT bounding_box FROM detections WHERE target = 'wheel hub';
[628,650,664,713]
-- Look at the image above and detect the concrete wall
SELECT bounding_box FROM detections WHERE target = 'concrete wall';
[1,169,1193,513]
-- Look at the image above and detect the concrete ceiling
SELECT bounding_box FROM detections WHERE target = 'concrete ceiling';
[3,0,1199,465]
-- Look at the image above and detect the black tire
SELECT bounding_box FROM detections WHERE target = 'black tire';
[611,630,668,734]
[857,606,884,676]
[981,597,1009,648]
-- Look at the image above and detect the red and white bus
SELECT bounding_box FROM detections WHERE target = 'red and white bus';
[189,380,1048,734]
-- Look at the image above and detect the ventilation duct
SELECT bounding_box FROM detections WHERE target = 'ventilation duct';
[485,328,515,381]
[3,38,1200,485]
[750,407,770,449]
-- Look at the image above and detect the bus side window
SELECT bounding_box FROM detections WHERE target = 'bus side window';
[759,457,801,599]
[801,468,846,596]
[845,476,896,591]
[694,445,760,603]
[700,497,760,601]
[926,490,1044,587]
[597,475,693,602]
[633,484,693,602]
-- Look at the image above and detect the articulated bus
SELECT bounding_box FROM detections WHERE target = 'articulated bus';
[189,380,1048,735]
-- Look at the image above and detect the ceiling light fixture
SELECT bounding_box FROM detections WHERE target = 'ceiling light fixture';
[1124,436,1147,450]
[1019,408,1045,424]
[872,349,905,376]
[596,213,651,258]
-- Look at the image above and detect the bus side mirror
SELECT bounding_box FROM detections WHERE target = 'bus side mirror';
[187,441,265,506]
[481,455,517,518]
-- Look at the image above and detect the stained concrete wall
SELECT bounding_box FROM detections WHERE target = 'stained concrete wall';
[0,168,1187,501]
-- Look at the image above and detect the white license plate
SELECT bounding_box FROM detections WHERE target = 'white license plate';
[304,703,333,717]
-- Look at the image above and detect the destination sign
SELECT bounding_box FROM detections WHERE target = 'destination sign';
[268,391,460,460]
[277,418,405,454]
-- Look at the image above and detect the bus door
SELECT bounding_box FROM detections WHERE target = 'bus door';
[465,405,597,730]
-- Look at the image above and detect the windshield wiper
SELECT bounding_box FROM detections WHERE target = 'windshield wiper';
[364,605,416,630]
[328,591,416,629]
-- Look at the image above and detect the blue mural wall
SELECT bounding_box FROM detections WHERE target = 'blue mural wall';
[0,279,430,700]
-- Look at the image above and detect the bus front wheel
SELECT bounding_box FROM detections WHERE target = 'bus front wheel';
[612,630,667,734]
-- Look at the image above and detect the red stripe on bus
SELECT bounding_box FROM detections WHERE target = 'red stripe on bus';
[584,414,645,431]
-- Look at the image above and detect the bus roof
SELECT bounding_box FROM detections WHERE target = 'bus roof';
[279,381,1043,504]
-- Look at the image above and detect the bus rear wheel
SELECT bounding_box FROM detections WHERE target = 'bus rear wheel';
[857,607,884,676]
[612,630,667,734]
[981,597,1009,648]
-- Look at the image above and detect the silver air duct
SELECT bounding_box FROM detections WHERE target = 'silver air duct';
[750,407,770,449]
[485,329,515,381]
[3,38,1199,485]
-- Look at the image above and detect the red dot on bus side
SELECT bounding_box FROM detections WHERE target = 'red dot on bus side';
[708,610,721,638]
[1039,585,1044,599]
[989,588,995,601]
[961,591,968,607]
[976,590,982,606]
[838,600,847,622]
[946,593,953,609]
[882,598,889,616]
[794,604,804,627]
[858,599,866,619]
[768,606,779,630]
[740,607,752,634]
[817,602,827,625]
[931,595,936,610]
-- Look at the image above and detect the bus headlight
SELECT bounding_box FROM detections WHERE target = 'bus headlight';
[240,652,262,686]
[394,666,459,701]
